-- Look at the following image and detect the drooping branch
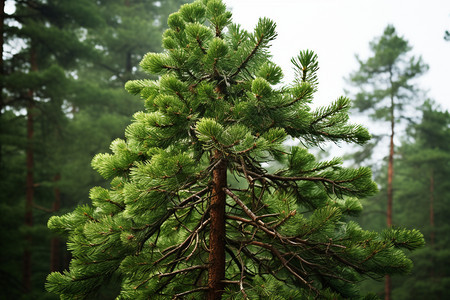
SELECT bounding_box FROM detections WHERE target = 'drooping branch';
[237,167,360,194]
[248,240,317,292]
[158,265,207,278]
[154,217,210,266]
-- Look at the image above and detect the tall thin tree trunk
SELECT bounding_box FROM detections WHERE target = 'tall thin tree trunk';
[23,44,37,294]
[429,169,435,246]
[387,94,395,228]
[50,174,61,272]
[429,169,435,279]
[385,75,395,300]
[207,150,227,300]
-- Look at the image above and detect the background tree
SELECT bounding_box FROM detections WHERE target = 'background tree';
[347,25,428,300]
[356,100,450,299]
[391,101,450,299]
[55,0,190,208]
[1,1,101,297]
[0,0,188,298]
[46,1,424,299]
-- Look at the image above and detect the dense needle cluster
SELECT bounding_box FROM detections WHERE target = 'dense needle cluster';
[46,0,424,299]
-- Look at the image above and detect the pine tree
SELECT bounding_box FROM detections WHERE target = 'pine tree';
[1,0,101,297]
[391,101,450,299]
[46,2,424,299]
[347,25,428,300]
[2,1,189,298]
[58,0,190,205]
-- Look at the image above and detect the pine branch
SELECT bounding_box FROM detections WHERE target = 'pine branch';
[172,287,209,299]
[248,240,318,293]
[153,217,210,266]
[196,36,207,54]
[238,168,359,194]
[230,36,263,79]
[158,265,207,278]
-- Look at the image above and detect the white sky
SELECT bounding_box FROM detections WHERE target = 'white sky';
[5,0,449,111]
[224,0,450,111]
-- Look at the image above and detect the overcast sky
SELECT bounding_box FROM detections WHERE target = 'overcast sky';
[224,0,450,111]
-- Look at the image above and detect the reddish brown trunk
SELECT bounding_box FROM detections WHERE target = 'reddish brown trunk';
[23,45,37,294]
[385,79,395,300]
[384,275,391,300]
[50,174,61,272]
[429,169,435,246]
[24,92,34,294]
[207,150,227,300]
[387,111,394,228]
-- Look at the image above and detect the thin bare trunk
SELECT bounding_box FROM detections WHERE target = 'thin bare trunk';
[23,44,37,294]
[50,174,61,272]
[429,169,435,246]
[385,71,395,300]
[207,150,227,300]
[429,169,435,278]
[387,95,394,228]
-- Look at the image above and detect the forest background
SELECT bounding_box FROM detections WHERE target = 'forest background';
[1,0,449,299]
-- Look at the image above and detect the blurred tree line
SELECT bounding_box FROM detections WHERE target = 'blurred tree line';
[347,25,450,299]
[0,0,190,298]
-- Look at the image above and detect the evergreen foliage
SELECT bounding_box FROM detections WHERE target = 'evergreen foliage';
[1,0,189,298]
[1,1,101,298]
[47,1,424,299]
[347,25,428,166]
[356,101,450,299]
[346,25,428,299]
[391,101,450,299]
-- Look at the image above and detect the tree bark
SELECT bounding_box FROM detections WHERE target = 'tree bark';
[207,150,227,300]
[387,92,395,228]
[23,44,37,294]
[385,74,395,300]
[50,174,61,272]
[429,169,435,246]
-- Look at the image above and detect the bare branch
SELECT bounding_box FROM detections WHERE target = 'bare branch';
[172,287,208,299]
[158,265,207,278]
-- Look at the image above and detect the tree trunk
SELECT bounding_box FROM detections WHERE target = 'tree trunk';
[429,169,435,246]
[387,96,394,228]
[207,150,227,300]
[385,76,395,300]
[384,109,394,300]
[23,44,37,294]
[50,174,61,272]
[24,91,34,294]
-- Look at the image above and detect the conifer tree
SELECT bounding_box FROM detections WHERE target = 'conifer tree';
[391,101,450,299]
[1,0,101,296]
[347,25,428,299]
[47,1,424,299]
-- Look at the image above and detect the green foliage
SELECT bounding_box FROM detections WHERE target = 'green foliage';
[46,1,424,299]
[1,0,191,298]
[347,25,428,164]
[356,101,450,298]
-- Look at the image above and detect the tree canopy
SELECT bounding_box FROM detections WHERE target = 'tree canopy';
[46,1,424,299]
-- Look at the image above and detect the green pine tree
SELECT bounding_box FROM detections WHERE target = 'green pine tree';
[46,1,424,299]
[1,1,101,297]
[57,0,190,206]
[391,101,450,299]
[346,25,428,299]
